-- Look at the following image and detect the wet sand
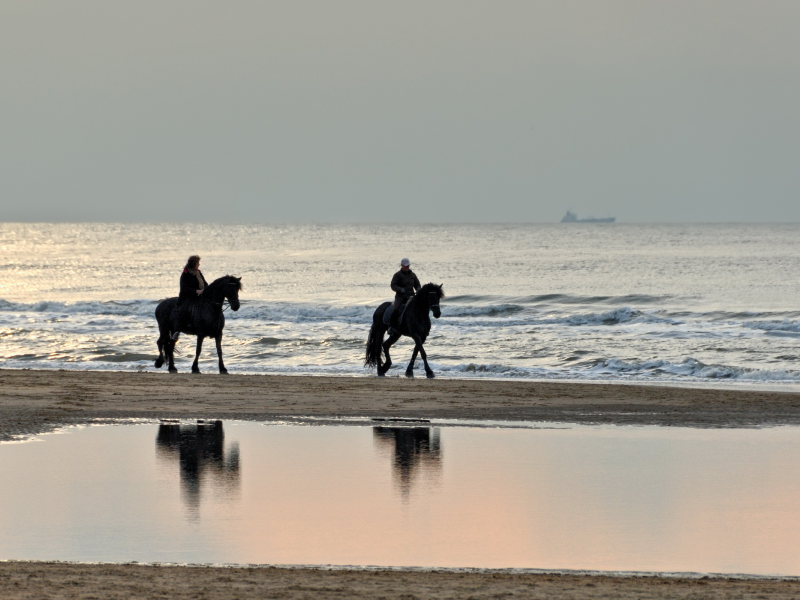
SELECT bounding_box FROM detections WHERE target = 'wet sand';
[2,563,800,600]
[2,369,800,443]
[2,368,800,599]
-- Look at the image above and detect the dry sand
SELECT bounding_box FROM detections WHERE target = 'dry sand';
[2,368,800,599]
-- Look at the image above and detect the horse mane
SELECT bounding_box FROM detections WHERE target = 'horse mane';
[227,275,243,291]
[209,275,243,291]
[419,282,445,299]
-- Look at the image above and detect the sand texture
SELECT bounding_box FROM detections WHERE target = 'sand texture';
[2,369,800,443]
[1,563,800,600]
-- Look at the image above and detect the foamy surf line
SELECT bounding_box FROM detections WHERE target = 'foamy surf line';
[2,296,799,323]
[3,294,800,391]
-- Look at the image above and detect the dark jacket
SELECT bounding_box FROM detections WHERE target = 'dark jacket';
[179,269,208,304]
[390,269,421,300]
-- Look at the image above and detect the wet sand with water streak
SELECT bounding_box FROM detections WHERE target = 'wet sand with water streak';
[2,368,800,599]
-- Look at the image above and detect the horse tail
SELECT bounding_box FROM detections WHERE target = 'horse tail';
[154,298,176,368]
[364,310,385,368]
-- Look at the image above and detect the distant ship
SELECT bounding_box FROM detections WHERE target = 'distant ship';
[561,211,615,223]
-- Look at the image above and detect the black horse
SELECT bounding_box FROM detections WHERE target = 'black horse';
[154,275,242,374]
[365,283,444,378]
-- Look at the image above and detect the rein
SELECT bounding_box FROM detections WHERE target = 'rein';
[202,298,232,311]
[199,280,239,312]
[410,291,440,313]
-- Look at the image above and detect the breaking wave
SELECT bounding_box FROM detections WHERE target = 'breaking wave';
[0,299,159,316]
[427,357,800,382]
[588,357,800,381]
[2,293,799,387]
[743,319,800,333]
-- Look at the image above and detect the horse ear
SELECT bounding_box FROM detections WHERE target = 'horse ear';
[236,277,242,282]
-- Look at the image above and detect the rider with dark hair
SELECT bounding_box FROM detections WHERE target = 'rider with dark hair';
[384,258,421,333]
[178,255,208,331]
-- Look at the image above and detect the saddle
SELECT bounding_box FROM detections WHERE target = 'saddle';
[175,300,199,336]
[383,297,411,329]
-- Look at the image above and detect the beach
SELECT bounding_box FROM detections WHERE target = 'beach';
[3,562,800,600]
[2,369,800,598]
[1,370,800,443]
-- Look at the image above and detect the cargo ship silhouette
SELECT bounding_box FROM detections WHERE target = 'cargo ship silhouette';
[561,211,615,223]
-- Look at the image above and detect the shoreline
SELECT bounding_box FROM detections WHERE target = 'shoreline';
[2,368,800,598]
[2,368,800,443]
[5,364,800,393]
[6,560,800,581]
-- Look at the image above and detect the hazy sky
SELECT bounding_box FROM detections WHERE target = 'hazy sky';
[1,1,799,223]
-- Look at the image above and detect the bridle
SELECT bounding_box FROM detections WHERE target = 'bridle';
[428,291,441,311]
[201,280,240,312]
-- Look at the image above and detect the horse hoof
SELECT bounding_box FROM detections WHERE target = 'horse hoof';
[168,368,178,374]
[426,372,435,379]
[192,369,201,375]
[219,369,229,375]
[377,372,385,377]
[405,371,414,378]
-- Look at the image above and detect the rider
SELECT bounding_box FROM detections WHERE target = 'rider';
[178,255,208,331]
[385,258,421,333]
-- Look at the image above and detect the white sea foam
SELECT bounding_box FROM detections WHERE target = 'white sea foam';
[1,222,799,386]
[743,319,800,333]
[589,357,800,381]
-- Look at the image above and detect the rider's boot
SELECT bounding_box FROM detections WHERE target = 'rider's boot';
[384,304,394,336]
[178,304,192,333]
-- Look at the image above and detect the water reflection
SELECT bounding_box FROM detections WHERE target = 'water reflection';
[373,427,442,497]
[156,420,240,519]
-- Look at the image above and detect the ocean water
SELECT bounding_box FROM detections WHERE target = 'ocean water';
[0,223,799,387]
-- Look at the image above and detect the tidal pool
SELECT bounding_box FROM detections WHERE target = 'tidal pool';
[1,420,800,575]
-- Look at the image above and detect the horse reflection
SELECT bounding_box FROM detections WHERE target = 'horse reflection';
[156,420,240,517]
[373,427,442,497]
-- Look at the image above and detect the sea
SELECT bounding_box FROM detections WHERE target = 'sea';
[1,223,799,389]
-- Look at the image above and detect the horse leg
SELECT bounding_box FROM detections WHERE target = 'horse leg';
[155,336,165,369]
[192,336,204,374]
[418,342,435,379]
[215,334,228,374]
[379,334,401,376]
[405,345,420,378]
[167,339,178,373]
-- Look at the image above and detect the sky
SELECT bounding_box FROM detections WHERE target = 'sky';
[1,1,799,223]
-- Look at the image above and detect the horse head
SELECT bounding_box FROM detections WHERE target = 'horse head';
[223,276,243,311]
[420,283,444,319]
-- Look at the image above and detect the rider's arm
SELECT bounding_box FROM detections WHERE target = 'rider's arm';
[413,274,421,292]
[390,272,404,294]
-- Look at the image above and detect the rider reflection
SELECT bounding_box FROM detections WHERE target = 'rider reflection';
[156,420,240,517]
[373,427,442,497]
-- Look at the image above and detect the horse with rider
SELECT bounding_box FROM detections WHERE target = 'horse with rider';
[366,258,444,378]
[154,255,444,377]
[154,255,242,374]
